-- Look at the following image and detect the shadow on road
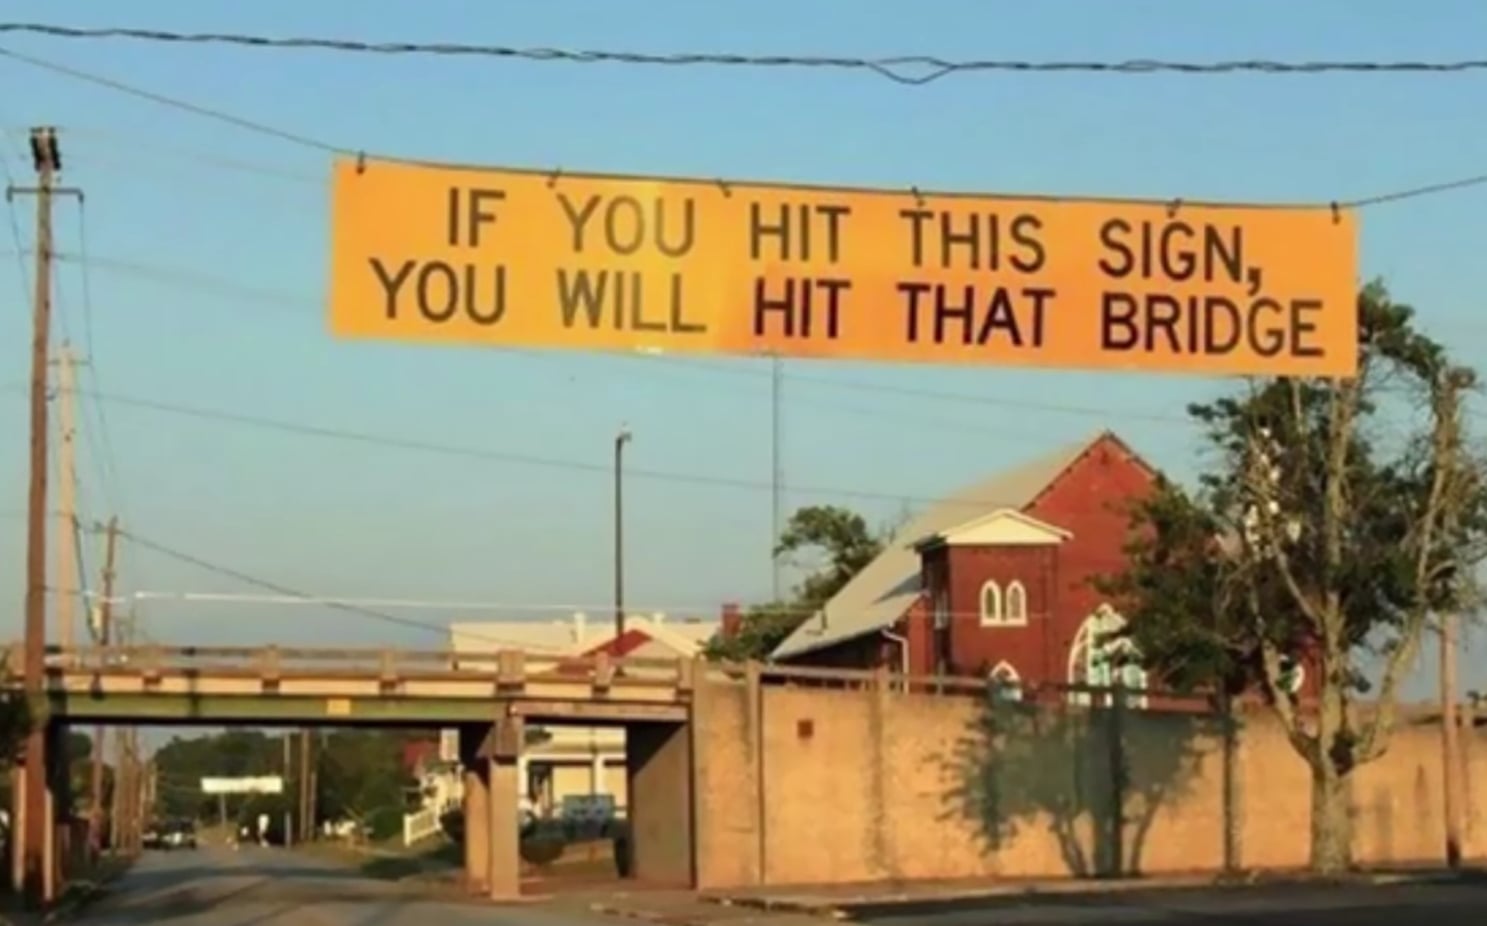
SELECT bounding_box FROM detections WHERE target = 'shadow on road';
[92,851,423,923]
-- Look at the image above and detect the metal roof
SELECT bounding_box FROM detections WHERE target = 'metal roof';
[769,432,1107,662]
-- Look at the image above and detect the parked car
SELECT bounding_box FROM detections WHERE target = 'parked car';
[144,819,197,850]
[163,819,198,849]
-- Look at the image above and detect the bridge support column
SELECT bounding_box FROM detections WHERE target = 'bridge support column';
[487,753,521,901]
[457,726,489,895]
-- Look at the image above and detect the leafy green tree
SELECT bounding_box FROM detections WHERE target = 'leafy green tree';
[776,505,886,610]
[153,730,285,820]
[701,601,799,663]
[0,645,33,766]
[315,729,426,842]
[705,505,887,661]
[1107,282,1487,873]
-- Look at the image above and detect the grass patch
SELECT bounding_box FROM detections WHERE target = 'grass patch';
[300,838,462,882]
[358,842,460,881]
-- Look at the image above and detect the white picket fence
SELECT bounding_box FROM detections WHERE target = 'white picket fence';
[402,806,442,847]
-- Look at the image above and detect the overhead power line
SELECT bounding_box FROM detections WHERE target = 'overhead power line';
[0,45,340,153]
[7,23,1487,85]
[69,386,1025,508]
[117,528,558,650]
[1,42,1485,208]
[0,380,1058,508]
[116,588,1048,625]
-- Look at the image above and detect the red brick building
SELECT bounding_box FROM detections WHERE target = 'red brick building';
[770,431,1165,701]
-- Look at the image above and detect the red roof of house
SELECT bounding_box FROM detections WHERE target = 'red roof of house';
[582,628,655,659]
[401,739,439,773]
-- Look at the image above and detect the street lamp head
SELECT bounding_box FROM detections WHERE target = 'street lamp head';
[617,425,632,444]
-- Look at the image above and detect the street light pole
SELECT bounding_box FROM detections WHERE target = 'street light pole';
[614,426,631,642]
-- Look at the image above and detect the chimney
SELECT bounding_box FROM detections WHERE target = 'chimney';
[721,602,742,639]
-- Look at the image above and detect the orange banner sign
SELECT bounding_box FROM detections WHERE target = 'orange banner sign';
[327,157,1358,376]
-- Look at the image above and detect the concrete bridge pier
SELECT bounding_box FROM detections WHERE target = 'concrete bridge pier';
[457,716,523,901]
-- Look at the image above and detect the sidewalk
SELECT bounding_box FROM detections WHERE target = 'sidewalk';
[700,867,1487,919]
[575,890,826,926]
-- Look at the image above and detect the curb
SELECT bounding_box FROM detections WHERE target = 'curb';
[707,895,847,918]
[42,881,110,924]
[41,855,137,924]
[703,868,1487,921]
[588,902,714,926]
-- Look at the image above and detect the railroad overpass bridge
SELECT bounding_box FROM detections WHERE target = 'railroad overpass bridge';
[5,643,731,901]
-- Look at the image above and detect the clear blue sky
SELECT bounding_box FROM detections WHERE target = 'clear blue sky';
[0,1,1484,698]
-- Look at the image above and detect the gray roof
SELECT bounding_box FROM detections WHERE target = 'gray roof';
[769,432,1104,661]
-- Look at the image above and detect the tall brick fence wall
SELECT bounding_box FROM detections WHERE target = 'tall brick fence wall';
[691,678,1485,888]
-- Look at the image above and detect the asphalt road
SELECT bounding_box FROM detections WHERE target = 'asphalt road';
[78,845,627,926]
[74,849,1487,926]
[853,880,1487,925]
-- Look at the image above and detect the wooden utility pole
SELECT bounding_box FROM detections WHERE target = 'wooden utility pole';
[9,124,80,910]
[109,609,135,854]
[142,758,156,836]
[298,728,312,842]
[86,518,118,855]
[51,344,79,655]
[1440,613,1464,867]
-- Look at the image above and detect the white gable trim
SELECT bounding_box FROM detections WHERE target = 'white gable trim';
[917,508,1071,549]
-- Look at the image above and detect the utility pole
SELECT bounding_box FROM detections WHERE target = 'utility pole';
[142,758,156,837]
[282,731,293,846]
[86,518,118,856]
[110,608,135,854]
[770,355,783,601]
[51,344,81,656]
[1440,613,1464,867]
[10,125,80,910]
[613,426,631,641]
[298,728,312,842]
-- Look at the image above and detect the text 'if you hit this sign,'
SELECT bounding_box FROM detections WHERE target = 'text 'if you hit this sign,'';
[327,158,1359,376]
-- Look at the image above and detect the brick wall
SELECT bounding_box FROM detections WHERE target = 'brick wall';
[692,676,1487,889]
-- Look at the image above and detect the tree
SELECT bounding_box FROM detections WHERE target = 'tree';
[775,505,886,610]
[705,505,887,661]
[154,730,285,820]
[701,601,800,663]
[315,729,426,842]
[0,645,32,766]
[1108,282,1487,873]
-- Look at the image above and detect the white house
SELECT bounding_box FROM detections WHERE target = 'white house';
[403,611,718,844]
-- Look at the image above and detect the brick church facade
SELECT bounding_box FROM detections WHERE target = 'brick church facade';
[770,431,1167,700]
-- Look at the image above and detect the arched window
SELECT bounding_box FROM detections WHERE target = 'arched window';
[979,581,1003,625]
[988,660,1022,701]
[1066,604,1149,708]
[1004,581,1028,624]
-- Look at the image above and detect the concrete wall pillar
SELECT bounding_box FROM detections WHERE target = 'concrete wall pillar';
[488,757,521,901]
[458,725,490,894]
[462,764,489,892]
[626,721,695,886]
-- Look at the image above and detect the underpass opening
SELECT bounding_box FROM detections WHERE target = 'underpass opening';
[456,712,695,897]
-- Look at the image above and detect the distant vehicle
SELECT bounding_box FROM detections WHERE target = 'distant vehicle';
[144,819,197,850]
[164,819,198,849]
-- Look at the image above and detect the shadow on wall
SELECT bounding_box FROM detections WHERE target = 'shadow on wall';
[939,689,1215,879]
